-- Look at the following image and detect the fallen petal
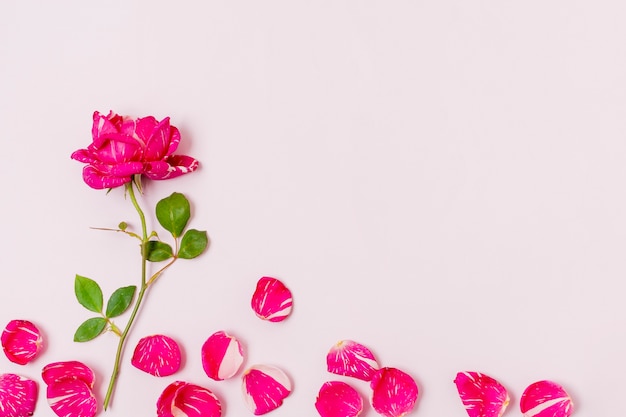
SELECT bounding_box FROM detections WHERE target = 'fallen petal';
[454,372,510,417]
[42,361,95,388]
[131,334,182,377]
[251,277,293,322]
[1,320,43,365]
[47,379,96,417]
[157,381,222,417]
[370,367,419,417]
[242,364,292,415]
[520,380,573,417]
[201,331,244,381]
[0,373,38,417]
[315,381,363,417]
[327,340,379,381]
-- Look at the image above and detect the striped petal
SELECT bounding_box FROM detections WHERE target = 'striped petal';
[0,373,38,417]
[201,331,244,381]
[242,365,291,415]
[520,381,573,417]
[454,372,510,417]
[327,340,379,381]
[157,381,222,417]
[370,367,419,417]
[131,334,182,377]
[251,277,293,322]
[1,320,43,365]
[46,379,96,417]
[315,381,363,417]
[42,361,95,388]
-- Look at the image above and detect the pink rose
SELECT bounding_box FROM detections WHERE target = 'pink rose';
[71,111,198,189]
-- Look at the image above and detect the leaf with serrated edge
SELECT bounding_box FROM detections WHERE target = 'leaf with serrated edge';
[156,192,190,237]
[75,275,103,313]
[178,229,208,259]
[147,241,174,262]
[106,286,136,318]
[74,317,107,342]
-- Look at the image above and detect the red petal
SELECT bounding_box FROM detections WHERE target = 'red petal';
[242,365,292,415]
[315,381,363,417]
[1,320,43,365]
[42,361,95,389]
[327,340,379,381]
[520,381,573,417]
[131,334,182,377]
[144,155,199,180]
[46,379,96,417]
[201,331,244,380]
[370,367,419,417]
[0,373,38,417]
[157,381,222,417]
[250,277,293,322]
[454,372,510,417]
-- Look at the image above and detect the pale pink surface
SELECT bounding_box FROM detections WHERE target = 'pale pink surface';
[520,381,573,417]
[157,381,222,417]
[315,381,363,417]
[454,372,510,417]
[242,364,292,415]
[251,277,293,322]
[71,111,198,189]
[201,330,244,381]
[42,361,95,388]
[370,367,419,417]
[46,379,96,417]
[1,319,43,365]
[0,373,38,417]
[131,334,182,377]
[327,340,379,381]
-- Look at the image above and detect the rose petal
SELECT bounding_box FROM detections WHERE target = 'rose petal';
[46,379,96,417]
[454,372,510,417]
[520,380,573,417]
[131,334,182,377]
[81,165,134,189]
[201,331,244,381]
[1,320,43,365]
[327,340,379,381]
[0,373,38,417]
[144,155,199,180]
[315,381,363,417]
[370,367,419,417]
[157,381,222,417]
[242,364,292,415]
[42,361,95,388]
[250,277,293,322]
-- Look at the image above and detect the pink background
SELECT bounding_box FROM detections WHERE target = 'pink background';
[1,1,625,416]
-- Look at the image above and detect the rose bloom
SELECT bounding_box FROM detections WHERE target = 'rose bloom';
[71,111,198,189]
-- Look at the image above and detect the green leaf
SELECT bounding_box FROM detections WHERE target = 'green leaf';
[105,286,136,318]
[178,229,208,259]
[73,317,107,342]
[156,192,190,238]
[75,275,103,313]
[118,221,128,231]
[146,241,174,262]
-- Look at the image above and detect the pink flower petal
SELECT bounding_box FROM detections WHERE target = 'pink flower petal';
[46,379,96,417]
[454,372,510,417]
[201,331,244,381]
[0,373,38,417]
[327,340,379,381]
[157,381,222,417]
[131,334,182,377]
[370,367,419,417]
[1,320,43,365]
[144,155,199,180]
[250,277,293,322]
[42,361,95,388]
[520,381,573,417]
[315,381,363,417]
[242,364,292,415]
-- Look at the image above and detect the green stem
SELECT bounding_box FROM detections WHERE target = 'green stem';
[103,181,149,410]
